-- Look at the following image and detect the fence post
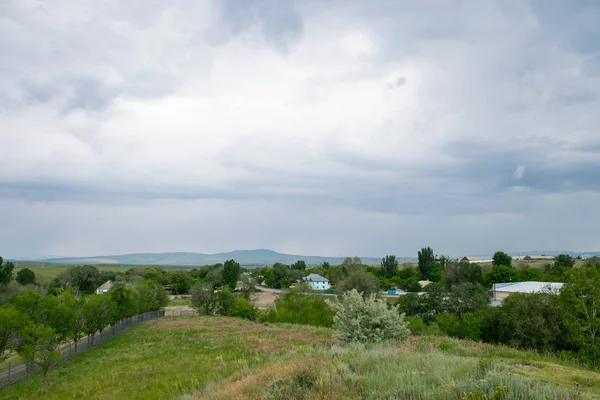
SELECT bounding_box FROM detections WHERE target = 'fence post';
[8,362,10,384]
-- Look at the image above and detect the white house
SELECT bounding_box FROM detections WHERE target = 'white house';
[95,280,113,294]
[303,273,330,290]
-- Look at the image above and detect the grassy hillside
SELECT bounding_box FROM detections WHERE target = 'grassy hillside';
[12,262,153,284]
[2,317,598,399]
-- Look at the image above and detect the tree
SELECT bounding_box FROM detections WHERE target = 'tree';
[380,255,398,279]
[337,270,380,297]
[222,259,241,290]
[484,265,517,287]
[16,268,36,285]
[497,293,566,352]
[134,281,168,312]
[418,247,438,281]
[292,260,307,270]
[272,288,333,327]
[447,283,489,315]
[17,324,60,393]
[170,272,192,295]
[554,254,575,270]
[51,265,101,294]
[109,283,138,321]
[0,307,28,360]
[268,263,291,289]
[327,289,409,344]
[322,262,331,270]
[238,275,256,301]
[558,268,600,366]
[82,294,116,345]
[0,256,15,285]
[492,251,512,268]
[443,261,483,289]
[191,283,216,315]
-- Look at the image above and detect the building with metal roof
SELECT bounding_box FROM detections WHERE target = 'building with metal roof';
[491,281,564,302]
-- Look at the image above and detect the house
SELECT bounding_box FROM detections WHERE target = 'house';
[491,281,564,302]
[418,280,432,288]
[303,273,330,290]
[95,280,113,294]
[460,256,493,264]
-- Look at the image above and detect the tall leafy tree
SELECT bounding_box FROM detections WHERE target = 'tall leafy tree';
[337,270,380,297]
[0,307,28,360]
[559,268,600,366]
[554,254,575,270]
[292,260,307,270]
[17,324,60,394]
[191,283,217,315]
[0,256,15,285]
[484,265,517,287]
[16,268,36,285]
[222,259,241,289]
[380,255,398,279]
[418,247,438,280]
[492,251,513,268]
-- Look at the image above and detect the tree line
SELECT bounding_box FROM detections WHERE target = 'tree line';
[0,259,168,393]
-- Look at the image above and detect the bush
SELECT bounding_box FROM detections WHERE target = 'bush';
[328,289,409,344]
[407,316,426,335]
[272,289,333,327]
[231,297,259,321]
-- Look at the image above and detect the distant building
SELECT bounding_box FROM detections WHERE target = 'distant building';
[418,280,432,288]
[491,281,564,302]
[95,280,113,294]
[303,273,330,290]
[461,256,493,264]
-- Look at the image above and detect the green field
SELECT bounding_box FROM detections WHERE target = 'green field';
[11,262,191,284]
[2,316,598,399]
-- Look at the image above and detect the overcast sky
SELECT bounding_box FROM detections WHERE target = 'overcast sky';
[1,0,599,259]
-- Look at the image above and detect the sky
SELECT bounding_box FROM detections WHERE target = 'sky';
[1,0,600,259]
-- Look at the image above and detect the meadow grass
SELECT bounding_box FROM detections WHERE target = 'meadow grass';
[168,298,193,307]
[2,317,598,399]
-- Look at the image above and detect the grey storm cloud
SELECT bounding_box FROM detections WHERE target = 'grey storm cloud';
[1,0,600,259]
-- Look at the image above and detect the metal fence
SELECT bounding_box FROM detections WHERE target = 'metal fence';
[0,310,164,389]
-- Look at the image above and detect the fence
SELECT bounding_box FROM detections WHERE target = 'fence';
[0,310,164,389]
[164,309,198,317]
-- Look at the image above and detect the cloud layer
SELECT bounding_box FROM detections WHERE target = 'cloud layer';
[1,0,599,258]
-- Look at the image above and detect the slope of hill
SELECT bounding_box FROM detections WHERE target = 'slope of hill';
[2,316,596,400]
[37,249,411,266]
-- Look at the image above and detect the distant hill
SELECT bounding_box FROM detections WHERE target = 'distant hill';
[36,249,416,266]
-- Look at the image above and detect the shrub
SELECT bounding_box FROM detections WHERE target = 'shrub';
[327,289,409,344]
[231,297,259,321]
[407,316,426,335]
[272,289,333,327]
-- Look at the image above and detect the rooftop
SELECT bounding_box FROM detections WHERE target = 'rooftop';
[492,281,564,294]
[303,273,328,282]
[96,280,113,290]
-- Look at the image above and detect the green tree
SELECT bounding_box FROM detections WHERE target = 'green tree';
[418,247,438,281]
[170,272,192,295]
[380,255,398,279]
[337,270,380,297]
[0,256,15,285]
[51,265,101,294]
[484,265,517,287]
[16,268,36,285]
[0,307,28,360]
[554,254,575,270]
[559,268,600,366]
[269,263,291,289]
[271,287,333,327]
[134,281,168,312]
[82,294,116,345]
[517,267,543,281]
[109,283,139,320]
[492,251,512,268]
[191,283,216,315]
[222,259,241,289]
[447,283,489,315]
[292,260,307,270]
[496,293,566,352]
[322,262,331,270]
[212,287,237,316]
[395,293,426,317]
[328,289,409,344]
[17,324,61,393]
[443,261,483,289]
